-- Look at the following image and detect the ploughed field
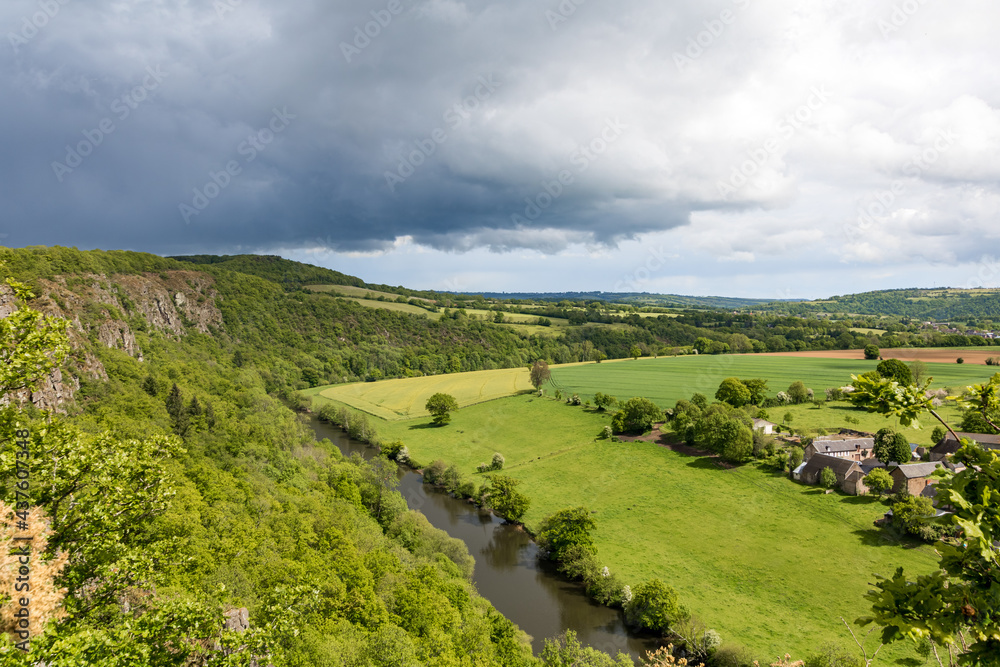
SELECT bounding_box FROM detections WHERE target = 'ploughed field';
[309,391,937,662]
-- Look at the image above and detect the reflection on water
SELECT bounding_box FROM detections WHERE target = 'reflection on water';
[311,420,659,660]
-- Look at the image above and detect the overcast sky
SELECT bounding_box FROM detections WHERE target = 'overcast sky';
[3,0,999,298]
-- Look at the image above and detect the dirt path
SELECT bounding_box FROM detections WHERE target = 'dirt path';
[618,423,735,468]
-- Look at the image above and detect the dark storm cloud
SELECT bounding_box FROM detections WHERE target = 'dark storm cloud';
[2,0,1000,272]
[0,0,697,255]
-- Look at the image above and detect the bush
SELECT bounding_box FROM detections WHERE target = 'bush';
[957,357,965,364]
[491,452,505,470]
[804,644,863,667]
[423,460,447,485]
[611,397,664,434]
[624,579,688,634]
[819,467,837,489]
[864,344,880,360]
[787,381,810,404]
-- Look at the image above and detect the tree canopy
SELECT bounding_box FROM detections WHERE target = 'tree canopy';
[425,392,459,426]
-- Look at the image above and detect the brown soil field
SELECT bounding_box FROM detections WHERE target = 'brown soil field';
[757,348,999,364]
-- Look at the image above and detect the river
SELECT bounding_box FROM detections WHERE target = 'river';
[310,418,659,661]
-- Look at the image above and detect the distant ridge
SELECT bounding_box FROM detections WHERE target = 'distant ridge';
[467,291,793,309]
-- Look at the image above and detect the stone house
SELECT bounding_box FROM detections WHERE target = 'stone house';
[929,432,1000,461]
[890,462,944,496]
[799,454,867,495]
[804,436,874,463]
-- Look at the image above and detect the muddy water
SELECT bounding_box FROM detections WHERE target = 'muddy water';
[311,419,658,660]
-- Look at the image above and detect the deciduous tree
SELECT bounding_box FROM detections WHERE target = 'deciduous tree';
[425,392,459,426]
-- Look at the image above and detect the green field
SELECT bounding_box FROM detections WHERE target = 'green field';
[307,367,534,420]
[327,394,936,662]
[548,355,997,410]
[305,283,434,303]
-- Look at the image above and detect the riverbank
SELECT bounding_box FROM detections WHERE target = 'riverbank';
[309,416,658,660]
[312,392,932,662]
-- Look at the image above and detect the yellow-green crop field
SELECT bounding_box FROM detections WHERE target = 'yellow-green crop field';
[308,367,534,420]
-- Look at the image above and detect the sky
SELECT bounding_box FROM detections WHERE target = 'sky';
[2,0,1000,299]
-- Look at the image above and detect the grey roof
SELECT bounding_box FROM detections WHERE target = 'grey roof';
[802,453,862,477]
[810,438,874,454]
[860,458,886,473]
[932,431,1000,455]
[893,462,944,479]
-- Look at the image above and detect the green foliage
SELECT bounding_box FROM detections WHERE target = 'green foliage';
[610,397,663,434]
[537,507,597,562]
[849,373,935,428]
[483,475,530,523]
[741,378,769,406]
[872,428,913,465]
[530,360,552,390]
[889,494,935,535]
[876,358,913,385]
[931,425,946,443]
[787,381,810,405]
[425,392,459,426]
[863,468,893,496]
[540,630,633,667]
[863,344,880,360]
[624,579,688,634]
[715,377,751,407]
[0,275,71,394]
[593,392,618,412]
[819,467,837,490]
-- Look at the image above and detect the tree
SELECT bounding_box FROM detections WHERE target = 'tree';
[484,475,530,523]
[876,358,912,385]
[541,630,633,667]
[722,425,754,464]
[530,360,551,390]
[165,383,189,436]
[0,272,71,395]
[425,392,459,426]
[956,357,965,364]
[624,579,688,634]
[629,345,642,360]
[909,359,928,385]
[742,378,769,406]
[863,468,893,496]
[819,467,837,490]
[787,381,810,405]
[930,425,946,444]
[788,447,804,472]
[610,397,663,435]
[872,428,912,465]
[715,377,751,407]
[863,344,880,360]
[693,337,713,355]
[593,392,618,412]
[537,507,597,562]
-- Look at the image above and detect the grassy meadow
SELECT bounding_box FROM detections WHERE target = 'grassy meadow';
[316,392,937,662]
[548,354,998,411]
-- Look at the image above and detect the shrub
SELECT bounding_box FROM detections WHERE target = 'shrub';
[423,460,447,485]
[787,381,810,404]
[775,391,791,404]
[819,467,837,489]
[863,344,880,359]
[957,357,965,364]
[624,579,688,634]
[491,452,505,470]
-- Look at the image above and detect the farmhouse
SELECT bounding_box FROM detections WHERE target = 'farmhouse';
[890,462,944,496]
[804,436,874,463]
[929,432,1000,461]
[752,418,777,434]
[799,454,867,495]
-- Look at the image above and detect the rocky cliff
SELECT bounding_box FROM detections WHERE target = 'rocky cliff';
[2,270,225,411]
